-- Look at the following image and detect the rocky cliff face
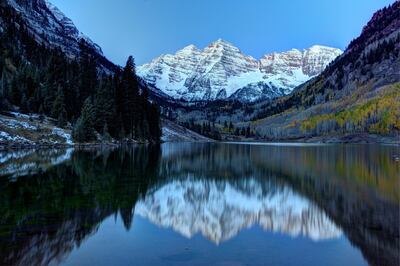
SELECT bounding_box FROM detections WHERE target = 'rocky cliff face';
[3,0,116,72]
[138,40,342,102]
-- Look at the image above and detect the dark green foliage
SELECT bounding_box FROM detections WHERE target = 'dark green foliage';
[78,41,98,108]
[147,104,162,142]
[235,126,254,138]
[72,98,96,142]
[93,76,116,133]
[0,146,161,266]
[183,120,221,140]
[51,87,67,127]
[120,56,139,139]
[111,56,162,142]
[0,3,161,143]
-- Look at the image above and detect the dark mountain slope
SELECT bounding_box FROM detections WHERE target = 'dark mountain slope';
[2,0,117,72]
[0,0,161,143]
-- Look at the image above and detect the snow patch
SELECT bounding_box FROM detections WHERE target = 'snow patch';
[52,128,73,145]
[1,117,38,130]
[0,131,33,143]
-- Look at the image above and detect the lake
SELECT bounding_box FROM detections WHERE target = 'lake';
[0,143,399,266]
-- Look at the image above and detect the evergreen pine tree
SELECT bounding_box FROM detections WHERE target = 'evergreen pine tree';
[94,77,116,132]
[72,98,96,142]
[148,104,161,142]
[78,41,98,109]
[141,85,150,139]
[121,56,139,139]
[51,87,67,127]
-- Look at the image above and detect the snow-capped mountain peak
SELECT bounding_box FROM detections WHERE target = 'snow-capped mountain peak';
[138,41,342,102]
[207,38,239,51]
[177,44,200,54]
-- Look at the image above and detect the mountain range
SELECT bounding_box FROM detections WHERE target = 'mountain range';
[138,40,342,102]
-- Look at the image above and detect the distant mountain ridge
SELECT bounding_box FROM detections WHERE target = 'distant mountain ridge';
[138,40,342,102]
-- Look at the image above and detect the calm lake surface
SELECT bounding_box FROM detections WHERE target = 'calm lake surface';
[0,143,399,266]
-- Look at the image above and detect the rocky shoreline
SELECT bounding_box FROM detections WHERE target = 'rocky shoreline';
[0,140,153,151]
[2,135,398,152]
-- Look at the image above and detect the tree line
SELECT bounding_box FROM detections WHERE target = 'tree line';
[0,5,161,143]
[183,120,222,140]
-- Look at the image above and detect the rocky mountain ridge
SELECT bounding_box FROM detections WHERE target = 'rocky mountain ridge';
[138,40,342,102]
[2,0,116,72]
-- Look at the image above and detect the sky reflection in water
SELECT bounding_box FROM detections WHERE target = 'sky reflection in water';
[0,143,398,266]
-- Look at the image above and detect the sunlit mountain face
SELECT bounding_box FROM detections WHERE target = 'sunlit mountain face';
[137,40,342,102]
[0,144,398,266]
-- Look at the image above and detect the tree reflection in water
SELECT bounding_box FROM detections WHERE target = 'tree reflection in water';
[0,143,398,266]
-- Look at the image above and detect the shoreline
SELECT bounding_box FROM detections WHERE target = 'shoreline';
[0,141,154,151]
[225,133,400,145]
[1,135,398,151]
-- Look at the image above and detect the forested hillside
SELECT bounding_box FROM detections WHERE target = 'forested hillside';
[0,2,161,143]
[248,1,400,142]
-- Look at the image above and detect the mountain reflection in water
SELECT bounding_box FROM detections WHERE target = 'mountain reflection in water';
[0,143,398,266]
[136,178,341,243]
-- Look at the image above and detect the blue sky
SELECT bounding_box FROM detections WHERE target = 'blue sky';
[51,0,394,66]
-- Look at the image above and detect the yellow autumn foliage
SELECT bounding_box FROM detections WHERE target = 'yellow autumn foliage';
[301,84,400,134]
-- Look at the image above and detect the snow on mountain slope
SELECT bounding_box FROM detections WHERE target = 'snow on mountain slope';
[138,40,342,102]
[135,177,342,244]
[0,112,73,146]
[4,0,114,71]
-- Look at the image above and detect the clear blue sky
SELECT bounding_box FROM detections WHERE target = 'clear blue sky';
[51,0,394,66]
